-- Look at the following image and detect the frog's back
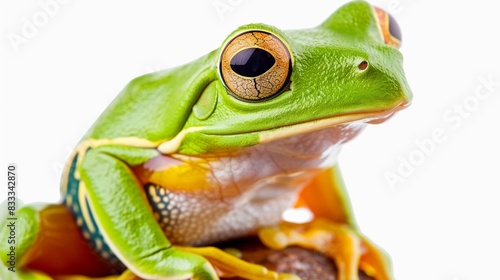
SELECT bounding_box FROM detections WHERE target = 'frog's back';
[83,51,217,143]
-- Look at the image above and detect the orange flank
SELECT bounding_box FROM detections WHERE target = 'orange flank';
[294,167,354,226]
[132,154,212,192]
[22,205,113,277]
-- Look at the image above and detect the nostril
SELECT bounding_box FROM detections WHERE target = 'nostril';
[358,61,368,70]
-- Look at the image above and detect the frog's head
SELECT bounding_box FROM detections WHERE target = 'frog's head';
[175,0,412,154]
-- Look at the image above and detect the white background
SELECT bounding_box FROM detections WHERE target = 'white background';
[1,0,499,279]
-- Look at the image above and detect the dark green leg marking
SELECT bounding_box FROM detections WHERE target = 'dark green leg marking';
[63,153,126,274]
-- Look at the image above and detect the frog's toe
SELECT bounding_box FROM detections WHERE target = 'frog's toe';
[177,246,299,280]
[259,219,394,280]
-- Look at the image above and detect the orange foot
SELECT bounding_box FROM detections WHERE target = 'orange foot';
[259,219,394,280]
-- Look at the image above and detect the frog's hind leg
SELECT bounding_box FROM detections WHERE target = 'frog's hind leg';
[1,203,113,279]
[259,166,393,280]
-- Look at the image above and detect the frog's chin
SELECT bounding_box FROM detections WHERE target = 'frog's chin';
[258,101,409,144]
[365,111,397,124]
[367,101,410,124]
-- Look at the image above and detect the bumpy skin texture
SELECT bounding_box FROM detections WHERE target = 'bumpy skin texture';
[0,1,412,279]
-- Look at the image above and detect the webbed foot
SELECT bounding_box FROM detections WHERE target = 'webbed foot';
[259,219,393,280]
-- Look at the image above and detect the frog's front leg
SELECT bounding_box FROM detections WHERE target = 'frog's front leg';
[259,166,393,280]
[80,145,291,280]
[79,145,218,280]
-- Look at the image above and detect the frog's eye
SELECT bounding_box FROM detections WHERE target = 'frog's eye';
[373,7,402,49]
[219,30,292,102]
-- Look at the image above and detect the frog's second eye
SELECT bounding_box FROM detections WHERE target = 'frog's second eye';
[373,7,402,49]
[219,30,292,102]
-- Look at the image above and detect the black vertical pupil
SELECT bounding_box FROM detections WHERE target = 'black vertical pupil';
[230,48,275,77]
[388,14,402,42]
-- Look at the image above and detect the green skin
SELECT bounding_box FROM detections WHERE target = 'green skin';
[1,1,412,279]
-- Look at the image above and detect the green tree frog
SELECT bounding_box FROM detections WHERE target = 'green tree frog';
[1,1,412,279]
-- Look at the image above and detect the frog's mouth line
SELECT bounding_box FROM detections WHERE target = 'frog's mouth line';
[157,101,409,154]
[257,101,409,144]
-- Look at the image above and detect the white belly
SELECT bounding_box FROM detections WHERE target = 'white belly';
[148,123,366,245]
